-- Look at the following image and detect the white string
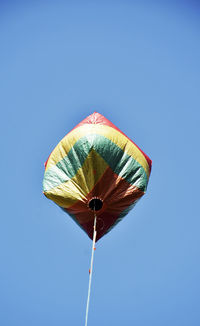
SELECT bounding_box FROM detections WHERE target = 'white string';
[85,214,97,326]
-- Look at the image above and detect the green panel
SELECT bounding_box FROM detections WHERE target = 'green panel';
[43,134,148,193]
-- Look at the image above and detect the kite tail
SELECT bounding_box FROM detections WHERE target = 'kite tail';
[85,214,97,326]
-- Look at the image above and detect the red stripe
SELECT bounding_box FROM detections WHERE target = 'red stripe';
[65,166,144,240]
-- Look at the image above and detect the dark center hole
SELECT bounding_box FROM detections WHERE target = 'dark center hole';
[89,198,103,211]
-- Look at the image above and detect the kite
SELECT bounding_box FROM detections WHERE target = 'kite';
[43,112,152,241]
[43,112,152,325]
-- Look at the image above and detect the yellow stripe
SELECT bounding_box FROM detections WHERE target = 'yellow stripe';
[45,149,108,208]
[45,124,150,177]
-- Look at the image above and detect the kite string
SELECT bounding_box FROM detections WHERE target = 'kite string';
[85,214,97,326]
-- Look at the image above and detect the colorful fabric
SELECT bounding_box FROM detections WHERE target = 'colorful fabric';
[43,112,152,241]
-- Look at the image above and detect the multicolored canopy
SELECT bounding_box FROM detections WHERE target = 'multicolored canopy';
[43,112,152,241]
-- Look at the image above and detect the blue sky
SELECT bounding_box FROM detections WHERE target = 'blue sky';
[1,1,200,325]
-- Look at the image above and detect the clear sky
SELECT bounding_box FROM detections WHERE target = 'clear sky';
[1,1,200,325]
